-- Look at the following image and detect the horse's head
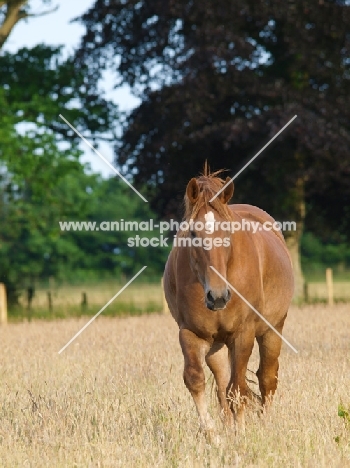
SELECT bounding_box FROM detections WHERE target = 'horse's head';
[182,172,234,311]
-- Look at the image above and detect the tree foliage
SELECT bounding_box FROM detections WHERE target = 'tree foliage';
[0,44,118,143]
[0,44,166,304]
[76,0,350,235]
[61,176,168,280]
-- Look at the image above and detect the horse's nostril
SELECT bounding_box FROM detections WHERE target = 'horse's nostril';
[226,289,231,301]
[206,291,215,303]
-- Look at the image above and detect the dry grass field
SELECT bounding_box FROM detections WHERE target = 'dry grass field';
[0,304,350,467]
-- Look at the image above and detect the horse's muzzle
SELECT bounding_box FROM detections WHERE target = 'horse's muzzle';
[205,289,231,311]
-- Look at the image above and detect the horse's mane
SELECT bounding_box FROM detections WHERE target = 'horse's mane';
[183,163,234,222]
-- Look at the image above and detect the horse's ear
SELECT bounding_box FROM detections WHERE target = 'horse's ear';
[186,178,200,204]
[219,177,234,204]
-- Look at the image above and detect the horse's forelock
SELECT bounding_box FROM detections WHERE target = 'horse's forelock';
[184,172,233,222]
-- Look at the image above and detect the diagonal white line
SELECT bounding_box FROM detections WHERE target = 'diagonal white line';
[58,266,147,354]
[59,114,148,203]
[210,266,298,354]
[210,115,297,202]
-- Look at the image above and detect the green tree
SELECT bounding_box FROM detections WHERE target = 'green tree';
[0,44,120,303]
[0,45,168,304]
[0,137,92,302]
[0,44,118,143]
[76,0,350,299]
[0,140,167,303]
[62,176,169,280]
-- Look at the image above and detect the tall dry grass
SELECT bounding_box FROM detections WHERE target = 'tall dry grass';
[0,304,349,466]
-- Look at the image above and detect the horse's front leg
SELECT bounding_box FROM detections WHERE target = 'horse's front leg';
[205,342,233,427]
[179,328,213,433]
[256,318,286,407]
[227,326,255,434]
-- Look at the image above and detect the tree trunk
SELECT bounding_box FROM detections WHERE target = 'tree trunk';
[0,1,27,51]
[285,176,306,302]
[285,227,304,302]
[0,1,58,51]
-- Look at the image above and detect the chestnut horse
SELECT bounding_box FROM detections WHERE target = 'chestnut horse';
[163,168,294,433]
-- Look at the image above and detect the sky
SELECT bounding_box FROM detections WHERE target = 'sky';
[4,0,140,177]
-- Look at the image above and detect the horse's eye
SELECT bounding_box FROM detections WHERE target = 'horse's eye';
[190,230,196,239]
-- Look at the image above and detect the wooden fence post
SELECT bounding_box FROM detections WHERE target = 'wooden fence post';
[0,283,8,325]
[81,292,88,311]
[303,282,308,304]
[161,277,170,314]
[47,291,53,312]
[326,268,334,306]
[27,286,35,310]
